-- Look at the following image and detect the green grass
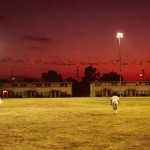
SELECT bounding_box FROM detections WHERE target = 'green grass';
[0,97,150,150]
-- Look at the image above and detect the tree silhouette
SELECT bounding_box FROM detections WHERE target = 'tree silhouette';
[80,65,100,96]
[42,70,63,82]
[66,77,81,97]
[100,71,123,81]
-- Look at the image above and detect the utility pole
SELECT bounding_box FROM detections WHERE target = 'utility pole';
[75,67,80,81]
[117,32,123,97]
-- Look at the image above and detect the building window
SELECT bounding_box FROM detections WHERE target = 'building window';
[111,82,117,86]
[95,83,101,86]
[36,83,42,87]
[60,83,67,87]
[12,84,18,87]
[45,83,51,87]
[120,82,126,86]
[144,91,148,94]
[21,84,26,87]
[145,82,150,86]
[95,91,102,96]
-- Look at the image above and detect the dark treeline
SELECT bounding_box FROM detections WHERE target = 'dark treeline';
[42,65,122,97]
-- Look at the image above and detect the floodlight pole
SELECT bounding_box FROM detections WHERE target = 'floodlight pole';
[117,32,123,97]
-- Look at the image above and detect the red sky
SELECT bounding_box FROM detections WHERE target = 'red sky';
[0,0,150,81]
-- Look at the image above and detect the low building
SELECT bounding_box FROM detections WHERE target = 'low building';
[90,81,150,97]
[0,82,72,98]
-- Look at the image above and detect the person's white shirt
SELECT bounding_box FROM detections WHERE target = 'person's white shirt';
[111,95,119,104]
[111,95,119,114]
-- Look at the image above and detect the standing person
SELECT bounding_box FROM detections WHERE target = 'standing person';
[111,93,119,114]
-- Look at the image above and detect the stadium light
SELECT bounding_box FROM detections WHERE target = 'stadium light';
[117,32,123,97]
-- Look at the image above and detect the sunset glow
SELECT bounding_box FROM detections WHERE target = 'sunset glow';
[0,0,149,81]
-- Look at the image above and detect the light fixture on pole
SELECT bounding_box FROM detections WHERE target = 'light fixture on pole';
[117,32,123,97]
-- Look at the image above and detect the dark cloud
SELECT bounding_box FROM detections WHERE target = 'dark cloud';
[35,59,42,65]
[132,61,144,65]
[122,62,128,65]
[22,35,51,43]
[62,61,76,66]
[146,61,150,63]
[0,58,13,63]
[16,59,25,64]
[139,61,143,65]
[60,62,76,66]
[80,62,84,65]
[98,61,108,65]
[44,61,51,65]
[131,60,141,65]
[132,60,137,64]
[26,58,30,61]
[50,61,58,65]
[44,60,75,66]
[80,61,99,66]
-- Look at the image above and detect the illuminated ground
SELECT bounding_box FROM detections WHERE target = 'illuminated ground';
[0,97,149,150]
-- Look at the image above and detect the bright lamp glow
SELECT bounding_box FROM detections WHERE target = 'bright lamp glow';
[117,32,123,38]
[140,74,143,77]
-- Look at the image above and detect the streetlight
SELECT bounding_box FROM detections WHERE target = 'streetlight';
[117,32,123,97]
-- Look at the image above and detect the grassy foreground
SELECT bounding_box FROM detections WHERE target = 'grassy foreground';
[0,97,149,150]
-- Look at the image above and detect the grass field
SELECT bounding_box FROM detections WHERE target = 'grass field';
[0,97,149,150]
